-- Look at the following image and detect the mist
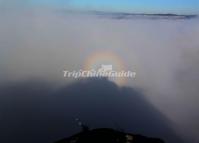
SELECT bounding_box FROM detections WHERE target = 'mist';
[0,8,199,143]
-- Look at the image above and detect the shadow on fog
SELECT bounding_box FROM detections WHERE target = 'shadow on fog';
[0,78,184,143]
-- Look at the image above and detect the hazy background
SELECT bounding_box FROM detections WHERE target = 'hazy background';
[0,1,199,143]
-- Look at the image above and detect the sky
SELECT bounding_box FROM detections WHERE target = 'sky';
[1,0,199,14]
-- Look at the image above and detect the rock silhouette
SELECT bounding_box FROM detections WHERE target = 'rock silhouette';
[55,128,165,143]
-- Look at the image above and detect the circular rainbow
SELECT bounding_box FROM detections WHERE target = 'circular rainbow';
[83,51,127,85]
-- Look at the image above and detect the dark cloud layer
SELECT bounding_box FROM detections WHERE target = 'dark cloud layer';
[0,78,184,143]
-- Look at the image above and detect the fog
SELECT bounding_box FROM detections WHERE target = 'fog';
[0,8,199,143]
